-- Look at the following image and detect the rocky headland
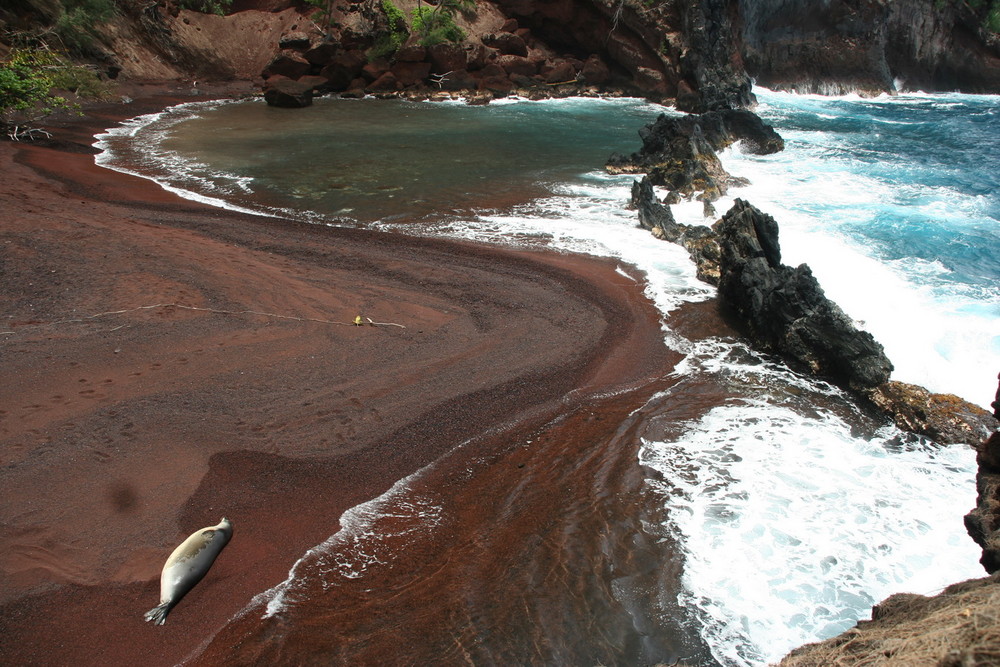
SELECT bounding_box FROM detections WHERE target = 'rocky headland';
[614,106,1000,664]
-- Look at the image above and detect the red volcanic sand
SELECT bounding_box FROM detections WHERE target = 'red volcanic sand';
[0,88,681,666]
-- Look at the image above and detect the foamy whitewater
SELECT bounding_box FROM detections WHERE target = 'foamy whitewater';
[96,89,997,665]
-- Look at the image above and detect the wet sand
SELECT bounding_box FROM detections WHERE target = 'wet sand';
[0,87,695,665]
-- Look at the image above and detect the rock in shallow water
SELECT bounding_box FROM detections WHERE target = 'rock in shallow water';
[263,75,314,108]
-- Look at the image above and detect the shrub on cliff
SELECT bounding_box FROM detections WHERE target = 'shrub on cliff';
[177,0,233,16]
[369,0,409,59]
[0,46,109,140]
[410,0,473,47]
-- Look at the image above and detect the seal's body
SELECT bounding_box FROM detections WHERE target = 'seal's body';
[144,517,233,625]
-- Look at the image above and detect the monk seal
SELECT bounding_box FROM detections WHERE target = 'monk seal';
[144,517,233,625]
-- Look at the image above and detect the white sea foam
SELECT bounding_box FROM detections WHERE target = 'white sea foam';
[257,469,443,619]
[640,389,981,665]
[717,94,1000,407]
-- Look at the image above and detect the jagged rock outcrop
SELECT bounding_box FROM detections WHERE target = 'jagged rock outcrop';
[607,109,783,202]
[966,431,1000,573]
[868,381,998,446]
[630,176,721,284]
[777,572,1000,666]
[716,199,893,392]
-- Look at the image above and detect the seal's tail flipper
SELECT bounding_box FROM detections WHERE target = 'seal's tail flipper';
[144,602,171,625]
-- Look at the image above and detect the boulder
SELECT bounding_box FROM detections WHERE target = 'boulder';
[483,32,528,57]
[715,199,893,391]
[395,45,426,63]
[464,42,492,71]
[362,58,390,82]
[304,40,339,66]
[542,60,577,84]
[368,71,399,92]
[478,71,514,94]
[298,74,330,92]
[435,68,478,91]
[428,43,468,74]
[320,50,365,90]
[391,61,432,87]
[278,30,312,50]
[263,75,314,107]
[261,49,312,80]
[498,55,537,78]
[580,55,610,85]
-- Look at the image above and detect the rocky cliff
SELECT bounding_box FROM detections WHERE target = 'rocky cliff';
[4,0,996,108]
[738,0,1000,94]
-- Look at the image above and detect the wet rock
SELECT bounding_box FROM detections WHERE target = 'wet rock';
[630,176,720,285]
[868,381,998,445]
[607,109,783,201]
[716,199,893,391]
[263,75,314,107]
[993,373,1000,419]
[966,431,1000,573]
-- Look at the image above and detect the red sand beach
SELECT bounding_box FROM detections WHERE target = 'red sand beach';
[0,88,712,665]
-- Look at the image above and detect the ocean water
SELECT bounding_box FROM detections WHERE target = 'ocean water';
[95,90,998,665]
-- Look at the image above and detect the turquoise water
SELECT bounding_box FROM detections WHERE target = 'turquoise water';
[119,97,664,222]
[95,91,997,666]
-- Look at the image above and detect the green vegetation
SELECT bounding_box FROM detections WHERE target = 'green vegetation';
[178,0,233,16]
[54,0,116,51]
[304,0,336,30]
[934,0,1000,33]
[369,0,408,58]
[0,46,111,139]
[410,0,473,47]
[988,3,1000,32]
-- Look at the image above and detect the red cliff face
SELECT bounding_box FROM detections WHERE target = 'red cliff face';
[3,0,999,103]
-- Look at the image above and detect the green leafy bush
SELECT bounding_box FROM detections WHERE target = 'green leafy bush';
[369,0,409,59]
[0,47,110,136]
[179,0,233,16]
[410,5,465,46]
